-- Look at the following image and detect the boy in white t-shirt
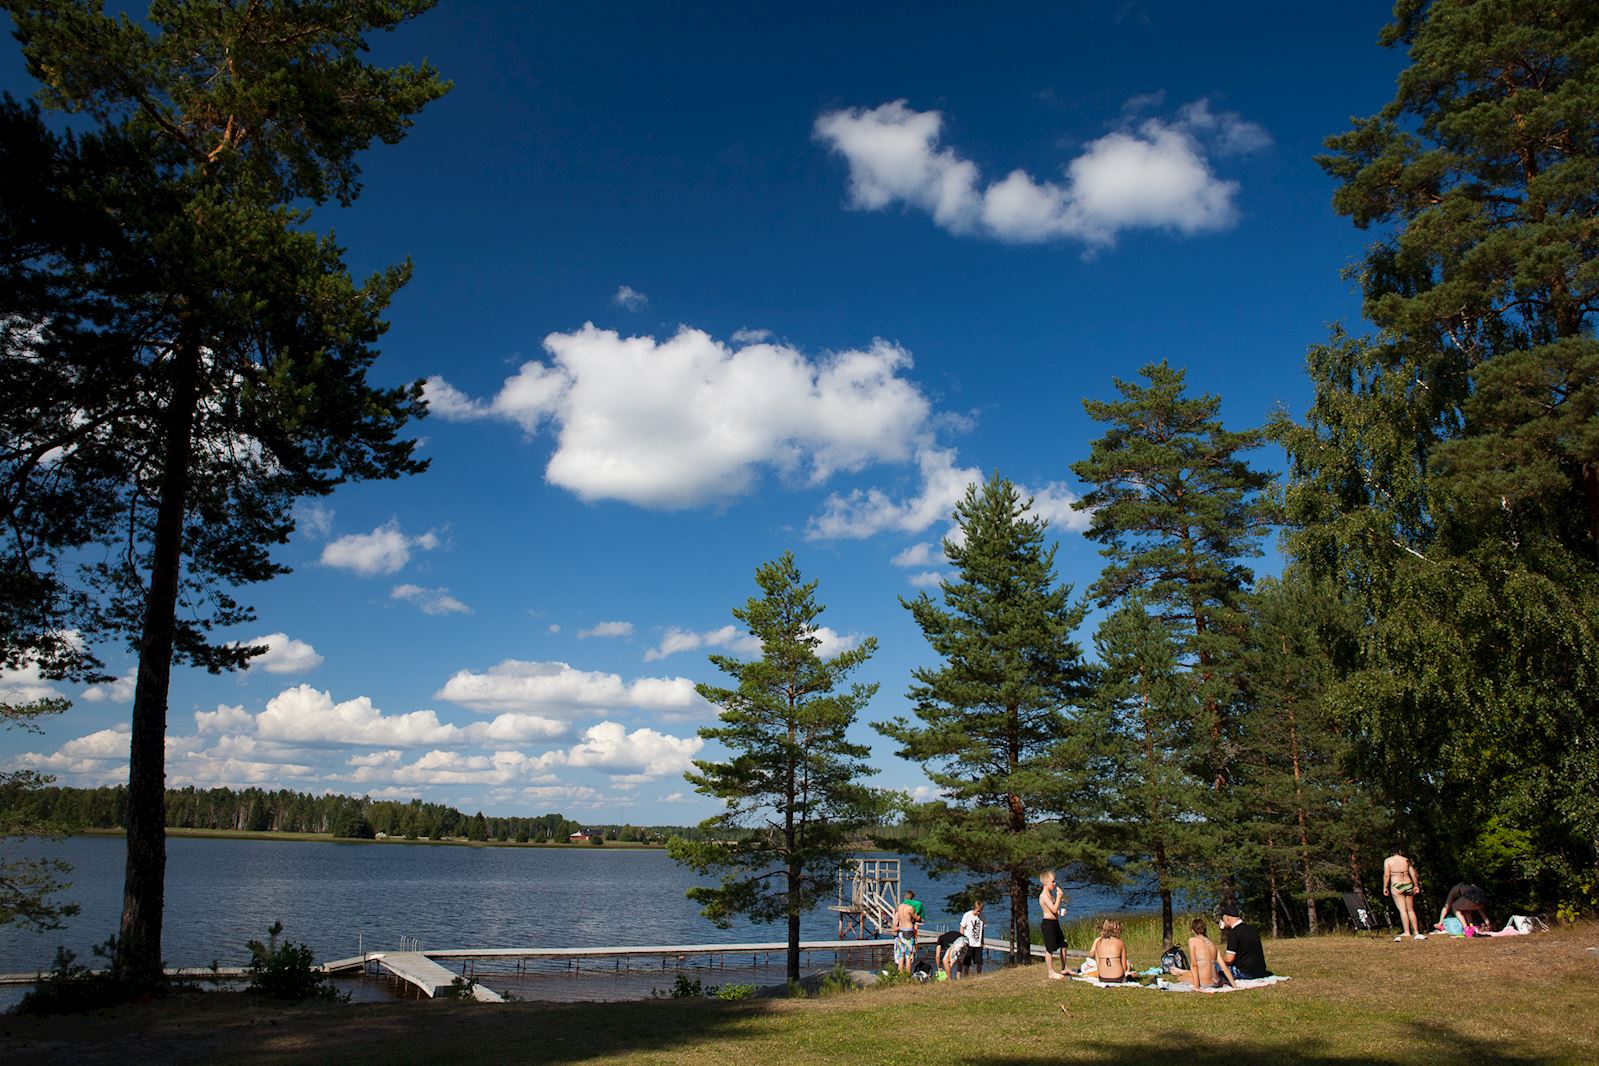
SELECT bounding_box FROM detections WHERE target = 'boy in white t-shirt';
[958,900,985,975]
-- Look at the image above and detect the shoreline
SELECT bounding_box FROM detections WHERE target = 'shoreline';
[70,827,668,849]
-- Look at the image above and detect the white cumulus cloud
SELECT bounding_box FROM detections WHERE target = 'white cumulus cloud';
[643,624,759,662]
[59,726,130,760]
[814,97,1269,250]
[234,633,325,675]
[426,325,932,509]
[890,541,941,568]
[256,684,464,747]
[612,285,649,311]
[644,623,856,661]
[808,447,1090,541]
[807,446,979,540]
[434,659,709,719]
[195,703,254,735]
[81,674,135,703]
[391,584,471,616]
[578,620,634,639]
[321,521,440,576]
[0,661,62,705]
[563,721,703,779]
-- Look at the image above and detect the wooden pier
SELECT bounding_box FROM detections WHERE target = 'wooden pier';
[2,933,1064,1000]
[372,951,504,1001]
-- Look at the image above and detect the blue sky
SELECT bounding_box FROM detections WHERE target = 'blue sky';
[2,1,1406,822]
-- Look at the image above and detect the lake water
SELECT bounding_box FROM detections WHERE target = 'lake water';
[1,835,1131,1002]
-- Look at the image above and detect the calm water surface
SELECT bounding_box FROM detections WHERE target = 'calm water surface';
[1,835,1129,1001]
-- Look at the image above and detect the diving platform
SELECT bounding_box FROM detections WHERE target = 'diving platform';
[830,856,902,938]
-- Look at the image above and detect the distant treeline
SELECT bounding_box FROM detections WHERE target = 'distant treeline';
[9,785,710,844]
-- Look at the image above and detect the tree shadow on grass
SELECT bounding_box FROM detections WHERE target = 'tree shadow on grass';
[5,994,777,1066]
[964,1019,1557,1066]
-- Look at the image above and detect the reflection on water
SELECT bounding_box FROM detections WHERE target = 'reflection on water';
[2,835,1127,1002]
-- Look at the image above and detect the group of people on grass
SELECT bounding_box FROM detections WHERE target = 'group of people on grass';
[1383,849,1494,940]
[891,891,986,981]
[890,869,1271,991]
[1038,869,1271,990]
[891,851,1503,993]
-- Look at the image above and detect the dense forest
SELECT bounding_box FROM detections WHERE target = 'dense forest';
[14,785,702,845]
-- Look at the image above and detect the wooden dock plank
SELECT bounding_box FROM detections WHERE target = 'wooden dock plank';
[421,937,900,961]
[376,951,461,997]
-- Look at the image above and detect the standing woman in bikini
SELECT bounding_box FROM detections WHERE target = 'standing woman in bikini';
[1383,849,1426,941]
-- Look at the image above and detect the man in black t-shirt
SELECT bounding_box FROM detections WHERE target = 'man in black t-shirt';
[1218,904,1270,980]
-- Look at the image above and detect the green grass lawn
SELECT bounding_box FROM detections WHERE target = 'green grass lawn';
[6,924,1597,1065]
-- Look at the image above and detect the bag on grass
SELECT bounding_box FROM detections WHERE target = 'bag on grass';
[1160,946,1189,972]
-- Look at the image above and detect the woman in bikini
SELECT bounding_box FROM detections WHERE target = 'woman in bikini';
[1383,850,1426,941]
[1084,918,1130,982]
[1168,917,1237,990]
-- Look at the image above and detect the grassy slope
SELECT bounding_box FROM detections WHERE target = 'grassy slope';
[6,925,1597,1065]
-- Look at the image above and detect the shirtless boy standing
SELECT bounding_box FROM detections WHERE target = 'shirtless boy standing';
[1383,850,1426,941]
[892,896,919,974]
[1039,871,1068,979]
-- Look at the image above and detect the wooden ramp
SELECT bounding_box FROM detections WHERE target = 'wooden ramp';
[376,952,504,1002]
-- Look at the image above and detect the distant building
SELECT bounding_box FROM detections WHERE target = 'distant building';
[568,831,590,842]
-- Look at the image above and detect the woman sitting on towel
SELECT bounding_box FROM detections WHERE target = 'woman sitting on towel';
[1084,919,1130,982]
[1168,918,1237,990]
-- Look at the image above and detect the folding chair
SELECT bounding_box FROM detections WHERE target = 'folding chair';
[1342,891,1390,932]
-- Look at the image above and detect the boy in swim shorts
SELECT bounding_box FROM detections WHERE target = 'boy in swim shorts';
[1039,870,1068,979]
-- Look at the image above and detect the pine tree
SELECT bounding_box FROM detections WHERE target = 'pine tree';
[0,0,449,979]
[668,552,880,984]
[876,473,1106,962]
[1285,0,1599,909]
[1071,361,1272,909]
[1089,596,1212,948]
[1233,572,1376,935]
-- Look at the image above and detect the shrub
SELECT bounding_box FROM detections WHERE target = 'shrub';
[714,982,756,1000]
[442,976,478,999]
[816,963,856,997]
[245,921,345,1001]
[667,974,702,998]
[14,938,135,1015]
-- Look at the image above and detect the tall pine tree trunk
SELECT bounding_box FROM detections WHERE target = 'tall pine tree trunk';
[1584,461,1599,565]
[1009,870,1032,965]
[1140,695,1175,947]
[786,752,800,983]
[1004,707,1033,965]
[119,336,200,982]
[1288,707,1318,933]
[1156,840,1174,949]
[1264,812,1281,939]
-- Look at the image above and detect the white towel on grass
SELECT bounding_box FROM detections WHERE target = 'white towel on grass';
[1157,975,1291,993]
